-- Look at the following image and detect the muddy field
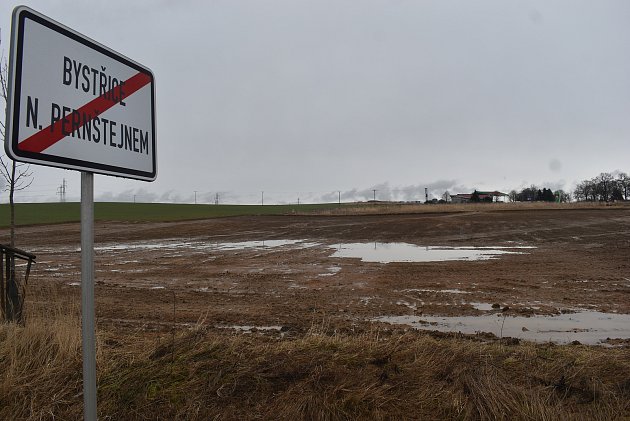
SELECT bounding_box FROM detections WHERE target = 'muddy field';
[14,207,630,345]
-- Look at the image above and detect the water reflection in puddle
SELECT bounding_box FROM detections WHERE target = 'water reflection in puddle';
[331,243,533,263]
[374,311,630,345]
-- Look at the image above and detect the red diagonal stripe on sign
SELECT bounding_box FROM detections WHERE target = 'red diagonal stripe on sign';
[18,72,152,154]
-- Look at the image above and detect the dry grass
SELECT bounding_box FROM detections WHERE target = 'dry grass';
[2,300,630,420]
[0,300,82,419]
[310,201,627,216]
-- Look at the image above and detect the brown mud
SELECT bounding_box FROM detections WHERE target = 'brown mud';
[14,207,630,342]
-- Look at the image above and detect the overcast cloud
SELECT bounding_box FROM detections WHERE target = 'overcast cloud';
[1,1,630,204]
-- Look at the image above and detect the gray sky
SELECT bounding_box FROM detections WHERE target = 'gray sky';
[2,0,630,204]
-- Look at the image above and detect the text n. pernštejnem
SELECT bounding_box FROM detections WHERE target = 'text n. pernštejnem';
[25,96,150,155]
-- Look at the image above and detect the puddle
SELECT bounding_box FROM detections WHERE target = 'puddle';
[106,269,147,273]
[373,311,630,345]
[330,243,533,263]
[94,239,317,252]
[397,300,418,311]
[318,266,342,277]
[94,241,195,251]
[469,302,495,311]
[94,240,529,262]
[216,325,282,334]
[406,288,471,294]
[214,240,316,250]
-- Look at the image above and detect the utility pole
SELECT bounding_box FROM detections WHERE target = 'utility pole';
[297,197,300,205]
[194,190,197,205]
[425,188,428,203]
[373,189,377,202]
[56,178,67,202]
[261,191,264,206]
[214,192,219,205]
[338,191,341,204]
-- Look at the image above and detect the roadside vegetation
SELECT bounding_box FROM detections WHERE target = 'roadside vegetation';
[2,286,629,420]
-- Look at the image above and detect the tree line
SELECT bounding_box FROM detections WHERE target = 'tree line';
[505,172,629,203]
[508,187,570,203]
[573,172,630,202]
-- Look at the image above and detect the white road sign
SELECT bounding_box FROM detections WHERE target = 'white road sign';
[5,6,157,181]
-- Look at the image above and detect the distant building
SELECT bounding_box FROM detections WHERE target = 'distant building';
[450,191,508,203]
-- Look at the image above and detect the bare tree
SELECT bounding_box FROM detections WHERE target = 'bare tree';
[594,173,614,202]
[616,172,630,201]
[1,36,33,247]
[573,182,586,202]
[508,190,518,202]
[586,180,597,201]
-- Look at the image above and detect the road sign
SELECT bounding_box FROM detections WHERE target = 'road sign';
[6,6,158,420]
[6,6,157,181]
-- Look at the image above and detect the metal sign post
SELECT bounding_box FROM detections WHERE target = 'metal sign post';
[81,172,96,420]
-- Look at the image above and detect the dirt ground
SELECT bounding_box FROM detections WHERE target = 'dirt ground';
[11,207,630,341]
